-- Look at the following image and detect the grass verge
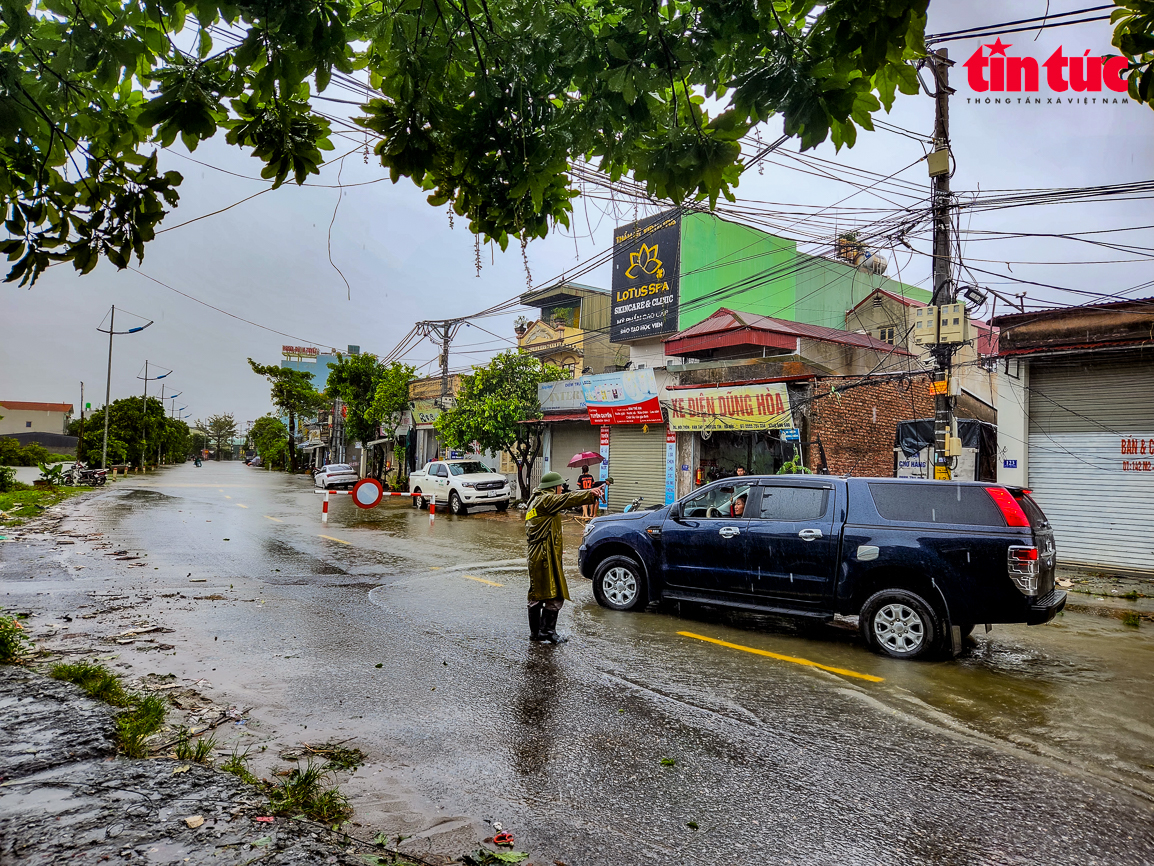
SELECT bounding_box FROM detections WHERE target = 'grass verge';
[0,484,91,524]
[49,661,167,757]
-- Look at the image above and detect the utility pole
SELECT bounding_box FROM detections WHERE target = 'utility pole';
[928,48,956,481]
[77,382,84,462]
[97,306,153,470]
[415,319,466,409]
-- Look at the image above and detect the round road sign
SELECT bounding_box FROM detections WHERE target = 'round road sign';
[352,478,384,509]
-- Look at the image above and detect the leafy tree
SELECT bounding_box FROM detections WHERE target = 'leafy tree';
[325,352,386,448]
[1112,2,1154,105]
[204,414,239,461]
[250,414,290,469]
[189,429,208,459]
[69,397,166,467]
[435,352,566,498]
[1,0,942,285]
[367,361,416,479]
[247,359,328,471]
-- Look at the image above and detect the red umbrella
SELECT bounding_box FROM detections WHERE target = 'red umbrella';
[567,451,602,468]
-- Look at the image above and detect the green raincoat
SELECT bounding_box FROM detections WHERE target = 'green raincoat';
[525,489,602,603]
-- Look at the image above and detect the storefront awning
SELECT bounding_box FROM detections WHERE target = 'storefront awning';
[297,441,327,450]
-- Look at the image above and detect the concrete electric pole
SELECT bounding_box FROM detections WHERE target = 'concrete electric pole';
[415,319,466,409]
[928,48,957,481]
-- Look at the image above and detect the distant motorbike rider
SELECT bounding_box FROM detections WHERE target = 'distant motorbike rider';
[524,471,605,644]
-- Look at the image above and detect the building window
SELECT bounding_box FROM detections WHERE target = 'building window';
[26,421,32,428]
[561,362,576,378]
[877,327,896,345]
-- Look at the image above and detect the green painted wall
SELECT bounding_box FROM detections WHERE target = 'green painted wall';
[677,212,930,331]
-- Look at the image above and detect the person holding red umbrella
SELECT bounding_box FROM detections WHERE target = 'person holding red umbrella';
[578,465,597,519]
[567,451,602,519]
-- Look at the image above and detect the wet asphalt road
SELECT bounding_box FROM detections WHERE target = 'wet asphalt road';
[4,461,1154,865]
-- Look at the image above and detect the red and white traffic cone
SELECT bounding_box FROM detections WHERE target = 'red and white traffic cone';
[428,497,435,524]
[322,490,330,524]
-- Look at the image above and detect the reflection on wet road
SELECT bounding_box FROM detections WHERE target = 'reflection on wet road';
[15,462,1154,864]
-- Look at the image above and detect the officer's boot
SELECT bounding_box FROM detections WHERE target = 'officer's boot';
[527,604,544,642]
[540,607,568,644]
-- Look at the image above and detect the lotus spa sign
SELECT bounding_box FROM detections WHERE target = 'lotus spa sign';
[610,210,681,343]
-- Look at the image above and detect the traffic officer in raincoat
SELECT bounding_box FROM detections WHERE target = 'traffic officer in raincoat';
[525,471,606,643]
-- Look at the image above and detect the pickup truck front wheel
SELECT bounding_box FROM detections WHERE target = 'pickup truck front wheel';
[593,556,648,612]
[449,491,468,516]
[861,589,939,660]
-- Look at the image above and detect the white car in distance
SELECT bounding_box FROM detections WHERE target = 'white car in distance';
[314,463,359,490]
[409,459,510,515]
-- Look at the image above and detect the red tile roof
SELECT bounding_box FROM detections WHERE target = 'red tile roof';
[0,401,73,413]
[666,308,911,356]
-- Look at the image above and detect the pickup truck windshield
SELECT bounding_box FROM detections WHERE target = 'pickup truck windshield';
[449,462,488,475]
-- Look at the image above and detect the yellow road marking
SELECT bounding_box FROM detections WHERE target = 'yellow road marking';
[264,516,282,522]
[678,631,884,683]
[318,534,350,545]
[237,504,248,509]
[428,566,443,570]
[461,574,504,587]
[224,495,232,500]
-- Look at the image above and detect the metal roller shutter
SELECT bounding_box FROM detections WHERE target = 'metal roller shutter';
[607,425,666,512]
[1027,356,1154,573]
[548,422,601,490]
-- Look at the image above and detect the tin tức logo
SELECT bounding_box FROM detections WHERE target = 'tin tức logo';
[962,38,1131,103]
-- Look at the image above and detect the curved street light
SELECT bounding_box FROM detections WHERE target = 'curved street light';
[97,306,154,469]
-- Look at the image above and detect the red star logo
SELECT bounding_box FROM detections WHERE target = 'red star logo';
[985,38,1011,56]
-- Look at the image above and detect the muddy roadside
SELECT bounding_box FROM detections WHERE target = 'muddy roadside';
[0,500,529,866]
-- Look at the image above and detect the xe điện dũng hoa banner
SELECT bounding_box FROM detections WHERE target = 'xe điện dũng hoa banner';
[665,383,792,432]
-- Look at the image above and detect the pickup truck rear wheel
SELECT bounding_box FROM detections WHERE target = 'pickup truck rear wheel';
[412,488,427,510]
[593,556,648,612]
[861,589,939,660]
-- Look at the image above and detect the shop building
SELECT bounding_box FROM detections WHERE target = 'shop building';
[661,308,931,493]
[516,283,628,375]
[846,288,1000,420]
[993,298,1154,575]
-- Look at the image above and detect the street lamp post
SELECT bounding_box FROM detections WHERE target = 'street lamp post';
[97,306,153,470]
[138,362,171,470]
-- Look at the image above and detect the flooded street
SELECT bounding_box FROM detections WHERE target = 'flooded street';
[4,461,1153,864]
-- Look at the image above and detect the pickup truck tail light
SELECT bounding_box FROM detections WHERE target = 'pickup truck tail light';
[986,487,1031,527]
[1008,545,1040,595]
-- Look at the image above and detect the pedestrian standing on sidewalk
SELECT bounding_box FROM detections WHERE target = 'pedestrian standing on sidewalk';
[525,471,605,644]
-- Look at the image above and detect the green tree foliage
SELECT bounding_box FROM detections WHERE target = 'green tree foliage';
[205,413,239,460]
[2,0,940,284]
[325,352,387,447]
[67,397,179,467]
[247,359,328,471]
[250,414,290,469]
[435,352,566,498]
[0,437,61,466]
[1113,1,1154,105]
[367,362,416,441]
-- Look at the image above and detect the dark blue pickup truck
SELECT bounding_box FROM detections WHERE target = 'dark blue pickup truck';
[577,476,1064,659]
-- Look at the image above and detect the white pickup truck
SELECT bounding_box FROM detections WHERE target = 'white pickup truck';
[409,459,512,515]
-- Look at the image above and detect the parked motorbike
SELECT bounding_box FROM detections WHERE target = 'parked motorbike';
[62,461,107,486]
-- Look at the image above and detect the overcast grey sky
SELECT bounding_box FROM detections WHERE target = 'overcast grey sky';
[3,1,1151,426]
